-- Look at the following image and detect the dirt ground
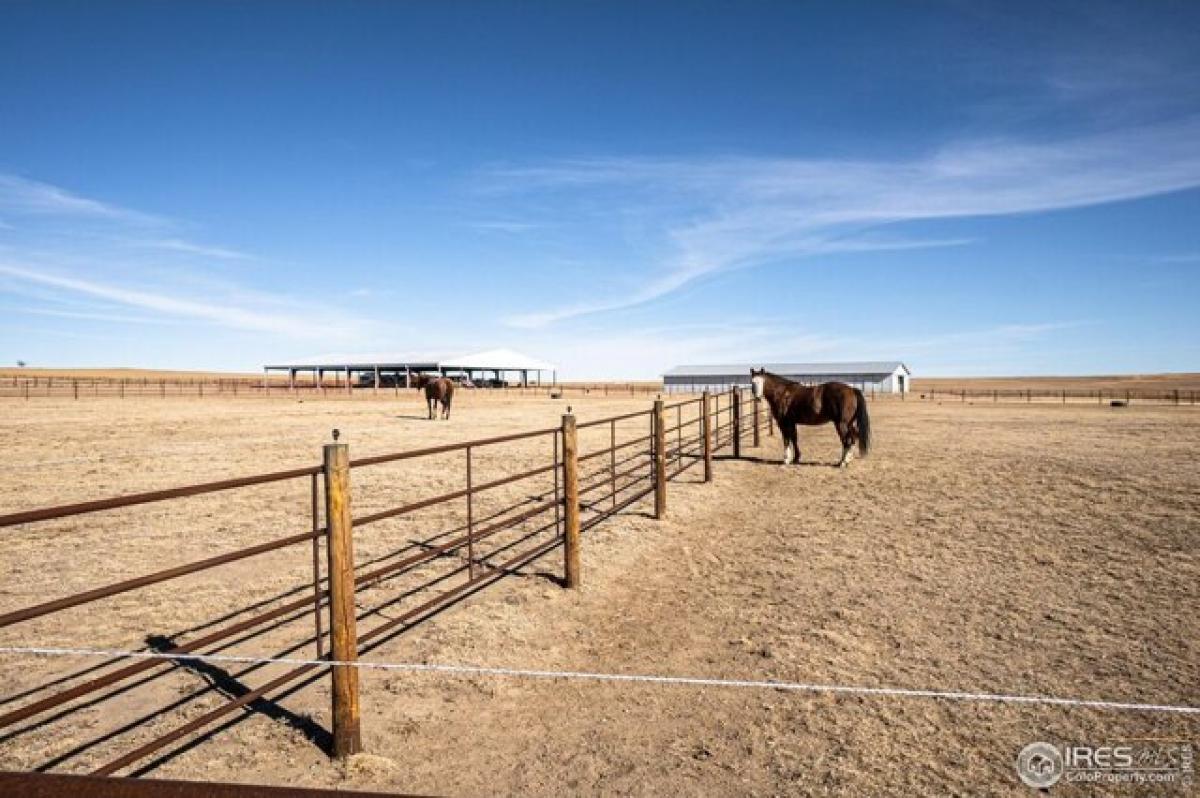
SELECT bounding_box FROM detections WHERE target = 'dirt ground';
[1,392,1197,795]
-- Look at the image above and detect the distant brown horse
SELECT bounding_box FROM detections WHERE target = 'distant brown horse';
[413,373,454,420]
[751,368,871,467]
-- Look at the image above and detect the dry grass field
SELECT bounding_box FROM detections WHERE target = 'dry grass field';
[0,391,1197,795]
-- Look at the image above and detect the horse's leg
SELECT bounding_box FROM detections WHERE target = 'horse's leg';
[774,412,791,464]
[782,424,797,465]
[835,420,853,467]
[428,396,434,420]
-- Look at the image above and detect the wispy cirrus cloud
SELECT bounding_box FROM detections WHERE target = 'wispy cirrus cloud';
[2,305,191,326]
[502,318,1081,380]
[468,220,543,234]
[1,172,253,262]
[484,116,1200,328]
[1148,252,1200,264]
[130,237,253,261]
[0,174,163,225]
[0,262,370,341]
[0,174,366,344]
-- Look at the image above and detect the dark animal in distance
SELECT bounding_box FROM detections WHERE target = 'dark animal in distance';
[750,368,871,467]
[412,373,455,420]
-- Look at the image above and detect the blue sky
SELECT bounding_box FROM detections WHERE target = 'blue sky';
[1,1,1198,378]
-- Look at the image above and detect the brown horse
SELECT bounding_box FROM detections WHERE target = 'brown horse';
[412,373,454,420]
[750,368,871,467]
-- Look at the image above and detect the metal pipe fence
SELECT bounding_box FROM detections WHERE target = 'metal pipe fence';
[0,389,763,777]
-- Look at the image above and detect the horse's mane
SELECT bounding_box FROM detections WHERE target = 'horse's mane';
[763,369,798,382]
[760,370,803,390]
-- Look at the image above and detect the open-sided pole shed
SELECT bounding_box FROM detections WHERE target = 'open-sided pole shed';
[263,348,556,391]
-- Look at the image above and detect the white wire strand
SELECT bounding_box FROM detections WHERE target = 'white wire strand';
[1,645,1196,715]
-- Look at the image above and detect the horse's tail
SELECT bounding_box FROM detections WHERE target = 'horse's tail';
[853,388,871,456]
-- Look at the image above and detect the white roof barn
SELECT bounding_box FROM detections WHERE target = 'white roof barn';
[663,361,912,394]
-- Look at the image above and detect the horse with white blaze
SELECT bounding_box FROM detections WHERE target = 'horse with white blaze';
[751,368,871,467]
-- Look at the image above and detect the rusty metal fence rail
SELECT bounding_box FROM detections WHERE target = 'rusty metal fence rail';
[0,389,762,778]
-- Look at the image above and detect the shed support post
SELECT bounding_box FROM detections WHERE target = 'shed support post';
[561,413,581,588]
[374,366,379,396]
[323,443,362,758]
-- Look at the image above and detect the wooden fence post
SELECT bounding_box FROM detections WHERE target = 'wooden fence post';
[323,443,362,758]
[701,391,713,483]
[732,389,741,459]
[561,413,581,588]
[653,399,666,519]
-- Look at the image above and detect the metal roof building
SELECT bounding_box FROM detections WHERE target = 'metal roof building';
[663,361,911,394]
[264,348,556,390]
